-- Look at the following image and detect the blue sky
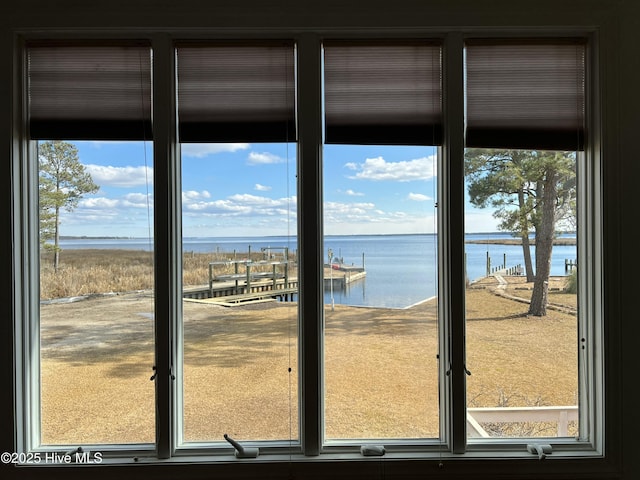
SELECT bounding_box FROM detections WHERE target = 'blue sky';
[54,141,499,238]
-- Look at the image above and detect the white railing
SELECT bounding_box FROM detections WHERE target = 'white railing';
[467,406,579,437]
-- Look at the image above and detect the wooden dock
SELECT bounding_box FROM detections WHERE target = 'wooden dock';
[182,248,366,306]
[323,265,366,289]
[183,278,298,306]
[185,286,298,307]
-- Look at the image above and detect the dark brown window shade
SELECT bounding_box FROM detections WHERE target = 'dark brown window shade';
[465,39,586,151]
[176,42,296,143]
[27,41,152,141]
[323,40,443,146]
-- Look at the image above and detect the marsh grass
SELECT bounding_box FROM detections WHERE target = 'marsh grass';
[40,249,298,300]
[40,249,154,299]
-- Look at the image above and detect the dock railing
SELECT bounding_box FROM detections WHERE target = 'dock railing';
[467,406,578,438]
[208,259,290,296]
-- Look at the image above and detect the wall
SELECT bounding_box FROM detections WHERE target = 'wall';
[1,1,638,479]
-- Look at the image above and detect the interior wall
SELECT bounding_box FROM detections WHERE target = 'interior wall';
[1,1,638,479]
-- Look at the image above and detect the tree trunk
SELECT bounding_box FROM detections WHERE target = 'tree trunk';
[54,206,60,272]
[529,168,557,316]
[516,189,535,282]
[521,234,535,282]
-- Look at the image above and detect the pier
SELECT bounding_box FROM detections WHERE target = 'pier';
[183,246,298,306]
[480,251,524,277]
[323,264,366,289]
[184,280,298,306]
[182,246,366,306]
[324,249,366,290]
[183,270,298,306]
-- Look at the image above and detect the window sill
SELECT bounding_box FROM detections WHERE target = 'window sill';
[10,448,613,480]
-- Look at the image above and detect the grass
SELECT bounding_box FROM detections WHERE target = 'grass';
[38,249,579,444]
[40,249,297,299]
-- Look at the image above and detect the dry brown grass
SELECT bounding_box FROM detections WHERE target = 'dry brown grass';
[40,249,297,299]
[40,249,155,299]
[38,251,579,445]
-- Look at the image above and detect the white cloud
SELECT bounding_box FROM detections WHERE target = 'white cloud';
[255,183,272,191]
[323,200,436,235]
[228,193,291,207]
[85,164,153,188]
[78,194,152,210]
[183,192,296,218]
[408,192,430,201]
[345,189,364,196]
[79,197,120,209]
[121,193,152,208]
[345,155,437,182]
[323,201,377,222]
[185,199,253,215]
[247,151,285,165]
[181,143,250,158]
[182,190,211,202]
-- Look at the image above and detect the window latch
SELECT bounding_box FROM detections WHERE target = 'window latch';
[527,443,552,460]
[65,446,83,462]
[150,365,175,381]
[361,445,385,456]
[444,362,471,376]
[224,434,259,458]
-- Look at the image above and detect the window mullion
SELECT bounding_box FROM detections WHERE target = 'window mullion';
[21,139,40,452]
[152,34,180,460]
[441,32,467,454]
[296,34,323,456]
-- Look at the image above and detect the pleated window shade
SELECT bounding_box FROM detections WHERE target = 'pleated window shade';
[27,41,152,140]
[465,39,586,151]
[176,42,296,143]
[323,40,443,146]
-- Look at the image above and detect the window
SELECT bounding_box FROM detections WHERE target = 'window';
[463,39,587,441]
[28,41,156,447]
[13,32,603,471]
[175,41,298,445]
[322,40,441,441]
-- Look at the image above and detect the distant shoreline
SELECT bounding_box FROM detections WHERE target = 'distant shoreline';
[57,234,577,247]
[59,236,133,240]
[466,237,576,246]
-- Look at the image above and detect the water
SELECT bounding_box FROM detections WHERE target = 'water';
[58,233,576,309]
[323,235,437,308]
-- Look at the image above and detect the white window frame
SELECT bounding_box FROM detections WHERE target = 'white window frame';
[11,28,609,478]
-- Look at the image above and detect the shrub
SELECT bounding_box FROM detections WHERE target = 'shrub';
[564,268,578,294]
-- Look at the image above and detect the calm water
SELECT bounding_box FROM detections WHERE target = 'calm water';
[58,234,576,309]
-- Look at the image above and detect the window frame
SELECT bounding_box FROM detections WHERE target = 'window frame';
[11,27,607,475]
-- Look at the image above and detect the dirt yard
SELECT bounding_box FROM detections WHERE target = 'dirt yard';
[39,275,577,445]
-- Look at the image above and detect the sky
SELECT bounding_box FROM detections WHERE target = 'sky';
[52,140,499,238]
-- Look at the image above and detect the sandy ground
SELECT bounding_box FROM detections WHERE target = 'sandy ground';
[39,276,577,445]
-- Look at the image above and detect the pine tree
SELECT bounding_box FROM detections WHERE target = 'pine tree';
[39,141,99,271]
[464,149,576,316]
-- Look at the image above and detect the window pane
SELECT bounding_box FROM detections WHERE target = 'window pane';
[323,145,440,440]
[464,148,579,438]
[39,140,155,445]
[180,142,298,443]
